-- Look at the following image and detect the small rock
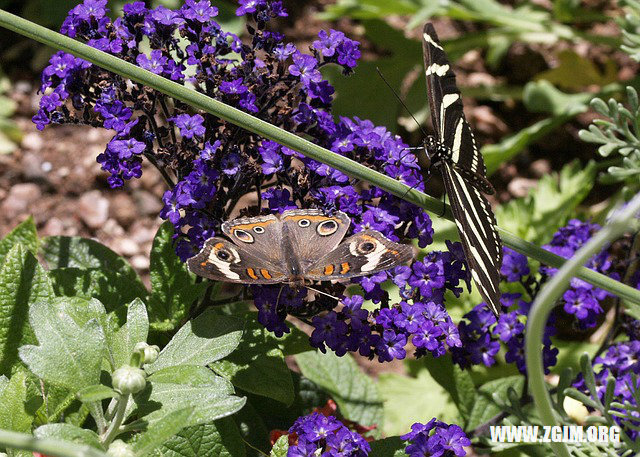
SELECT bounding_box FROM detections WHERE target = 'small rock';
[110,193,137,227]
[78,190,110,229]
[508,177,538,198]
[41,217,65,236]
[112,237,140,256]
[1,183,41,214]
[134,190,163,216]
[130,221,157,244]
[530,159,551,177]
[130,255,150,270]
[21,132,44,151]
[21,152,50,180]
[101,218,125,237]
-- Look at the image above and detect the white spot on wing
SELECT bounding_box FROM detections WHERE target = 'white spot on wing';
[442,93,459,109]
[208,246,241,280]
[426,63,449,76]
[423,32,443,50]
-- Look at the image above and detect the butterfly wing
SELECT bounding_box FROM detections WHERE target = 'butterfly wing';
[304,230,413,281]
[440,163,503,315]
[281,209,351,271]
[422,23,493,194]
[187,237,287,284]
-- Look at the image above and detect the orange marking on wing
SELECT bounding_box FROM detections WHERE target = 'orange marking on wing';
[200,261,207,267]
[246,268,258,280]
[285,215,339,223]
[323,264,335,275]
[260,269,272,279]
[214,242,225,249]
[340,262,350,274]
[233,220,275,232]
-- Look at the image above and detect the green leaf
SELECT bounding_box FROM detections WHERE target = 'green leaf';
[211,314,294,405]
[496,160,597,245]
[111,298,149,369]
[136,378,246,428]
[133,407,193,457]
[535,50,618,90]
[276,324,311,356]
[76,385,117,403]
[295,351,383,426]
[0,244,54,376]
[148,221,207,323]
[158,417,246,457]
[369,437,406,457]
[523,80,591,116]
[0,217,38,266]
[48,267,148,311]
[466,375,525,431]
[421,355,476,425]
[145,309,243,375]
[18,299,105,392]
[40,236,147,309]
[269,435,289,457]
[0,370,34,433]
[378,369,456,436]
[33,423,104,450]
[148,365,232,388]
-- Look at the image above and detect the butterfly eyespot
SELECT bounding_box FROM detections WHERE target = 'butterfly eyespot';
[233,229,254,243]
[358,241,376,253]
[216,249,232,261]
[298,219,311,228]
[252,226,265,234]
[317,220,338,236]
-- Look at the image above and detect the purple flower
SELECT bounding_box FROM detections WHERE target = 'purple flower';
[74,0,108,21]
[289,53,322,86]
[219,78,248,95]
[136,50,167,74]
[151,5,184,26]
[501,247,530,282]
[108,138,146,158]
[288,413,370,456]
[182,0,218,22]
[172,113,206,139]
[235,0,264,16]
[312,29,345,57]
[336,39,360,68]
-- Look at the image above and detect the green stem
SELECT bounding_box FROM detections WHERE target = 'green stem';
[0,9,639,306]
[100,394,129,446]
[0,428,109,457]
[524,193,640,457]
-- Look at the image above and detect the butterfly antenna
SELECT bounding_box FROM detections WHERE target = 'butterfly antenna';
[305,285,340,303]
[376,67,429,139]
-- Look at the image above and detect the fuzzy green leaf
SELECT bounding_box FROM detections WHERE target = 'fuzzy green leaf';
[369,437,406,457]
[148,222,207,323]
[269,435,289,457]
[295,351,383,426]
[0,370,35,433]
[111,298,149,369]
[145,310,243,375]
[19,300,105,392]
[157,417,246,457]
[33,423,104,450]
[466,375,525,431]
[0,244,54,376]
[133,407,193,457]
[0,217,38,266]
[211,314,293,405]
[76,385,117,403]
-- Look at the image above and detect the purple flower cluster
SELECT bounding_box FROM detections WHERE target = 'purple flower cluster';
[451,246,559,374]
[574,339,640,440]
[298,244,468,362]
[32,0,465,359]
[541,219,616,328]
[287,412,371,457]
[401,419,470,457]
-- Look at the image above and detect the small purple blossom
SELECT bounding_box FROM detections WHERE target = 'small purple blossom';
[172,114,206,139]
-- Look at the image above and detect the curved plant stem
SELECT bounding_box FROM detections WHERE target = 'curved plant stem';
[0,9,639,306]
[0,428,109,457]
[525,193,640,457]
[100,394,129,446]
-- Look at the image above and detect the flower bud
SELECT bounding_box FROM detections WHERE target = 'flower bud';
[134,342,160,364]
[107,440,135,457]
[112,366,146,395]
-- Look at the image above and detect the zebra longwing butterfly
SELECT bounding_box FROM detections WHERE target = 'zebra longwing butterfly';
[420,23,503,316]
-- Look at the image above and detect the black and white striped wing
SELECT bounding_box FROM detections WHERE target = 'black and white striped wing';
[422,23,493,194]
[440,163,503,316]
[422,23,503,316]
